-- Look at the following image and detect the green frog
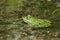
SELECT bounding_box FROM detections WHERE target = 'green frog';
[22,15,51,28]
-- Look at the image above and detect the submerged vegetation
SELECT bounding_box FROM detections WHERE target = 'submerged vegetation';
[0,0,60,40]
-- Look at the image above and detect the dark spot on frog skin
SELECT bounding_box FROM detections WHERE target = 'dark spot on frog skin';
[39,23,41,24]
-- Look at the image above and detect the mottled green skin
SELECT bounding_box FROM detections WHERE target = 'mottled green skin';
[22,15,51,28]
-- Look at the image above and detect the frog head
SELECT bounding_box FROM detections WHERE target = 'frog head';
[22,15,33,23]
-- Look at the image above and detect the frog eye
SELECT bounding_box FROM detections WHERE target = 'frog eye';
[26,15,31,19]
